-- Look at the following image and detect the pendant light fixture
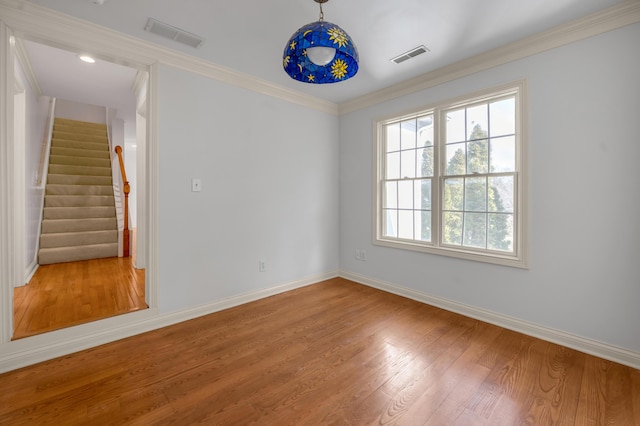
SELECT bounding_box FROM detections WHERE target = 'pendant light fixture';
[283,0,359,84]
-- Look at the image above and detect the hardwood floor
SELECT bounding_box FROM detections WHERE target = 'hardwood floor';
[13,254,146,340]
[1,278,638,425]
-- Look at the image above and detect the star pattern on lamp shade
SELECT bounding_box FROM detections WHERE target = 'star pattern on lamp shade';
[327,27,348,48]
[283,20,358,84]
[331,58,348,80]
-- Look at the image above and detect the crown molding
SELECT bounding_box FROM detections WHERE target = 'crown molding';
[339,0,640,115]
[2,0,636,117]
[131,70,148,99]
[0,0,339,115]
[13,36,41,96]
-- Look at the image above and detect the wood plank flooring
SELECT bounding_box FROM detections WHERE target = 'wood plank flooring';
[1,278,638,425]
[13,254,146,340]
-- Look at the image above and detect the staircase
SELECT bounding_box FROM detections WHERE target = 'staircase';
[38,118,118,265]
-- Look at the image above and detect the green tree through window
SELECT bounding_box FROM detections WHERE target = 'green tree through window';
[376,83,525,267]
[420,131,434,241]
[443,123,512,251]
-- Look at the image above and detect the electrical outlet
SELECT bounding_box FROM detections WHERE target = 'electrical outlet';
[355,249,367,261]
[259,260,266,272]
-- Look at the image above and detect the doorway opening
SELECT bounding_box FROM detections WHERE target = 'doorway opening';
[8,37,150,339]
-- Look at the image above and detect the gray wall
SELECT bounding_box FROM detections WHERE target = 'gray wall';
[55,98,105,124]
[338,24,640,352]
[157,64,340,313]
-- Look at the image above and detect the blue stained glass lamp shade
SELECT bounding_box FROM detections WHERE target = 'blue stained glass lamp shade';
[283,20,359,84]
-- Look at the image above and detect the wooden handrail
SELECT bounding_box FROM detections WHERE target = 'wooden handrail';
[114,146,130,258]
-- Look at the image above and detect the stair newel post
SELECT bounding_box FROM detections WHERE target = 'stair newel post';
[114,146,130,258]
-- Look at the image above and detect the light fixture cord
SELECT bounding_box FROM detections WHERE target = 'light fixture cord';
[319,2,324,21]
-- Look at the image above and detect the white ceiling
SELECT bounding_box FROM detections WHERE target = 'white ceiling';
[19,0,626,119]
[22,40,138,137]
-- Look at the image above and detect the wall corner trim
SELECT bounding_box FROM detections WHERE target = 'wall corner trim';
[339,270,640,370]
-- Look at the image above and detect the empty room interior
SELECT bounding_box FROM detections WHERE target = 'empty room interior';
[0,0,639,424]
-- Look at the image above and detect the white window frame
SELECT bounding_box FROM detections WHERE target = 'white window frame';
[373,81,528,268]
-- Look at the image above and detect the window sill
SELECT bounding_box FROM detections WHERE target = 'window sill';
[373,237,528,269]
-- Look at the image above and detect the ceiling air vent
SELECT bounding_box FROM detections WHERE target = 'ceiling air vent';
[391,45,429,64]
[144,18,205,49]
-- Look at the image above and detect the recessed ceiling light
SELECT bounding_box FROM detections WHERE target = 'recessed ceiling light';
[79,55,96,63]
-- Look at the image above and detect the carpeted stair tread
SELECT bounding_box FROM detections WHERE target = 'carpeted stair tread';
[54,123,107,136]
[54,118,107,130]
[51,146,111,159]
[39,243,118,265]
[51,131,108,144]
[46,184,114,196]
[51,139,109,152]
[40,230,118,249]
[42,217,117,233]
[39,118,118,265]
[44,206,116,220]
[45,195,115,207]
[48,164,112,176]
[49,155,111,168]
[47,174,113,186]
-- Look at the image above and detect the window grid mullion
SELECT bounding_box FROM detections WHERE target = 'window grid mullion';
[461,177,466,246]
[433,108,442,248]
[487,102,492,172]
[464,108,468,174]
[396,180,399,238]
[376,85,524,266]
[412,181,416,240]
[485,176,489,249]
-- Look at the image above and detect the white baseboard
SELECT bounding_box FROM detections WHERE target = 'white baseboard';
[340,270,640,370]
[0,270,338,373]
[23,261,38,286]
[5,269,636,373]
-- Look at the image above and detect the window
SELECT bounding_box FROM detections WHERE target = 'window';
[375,82,528,268]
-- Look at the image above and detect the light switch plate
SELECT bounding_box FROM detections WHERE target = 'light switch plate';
[191,178,202,192]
